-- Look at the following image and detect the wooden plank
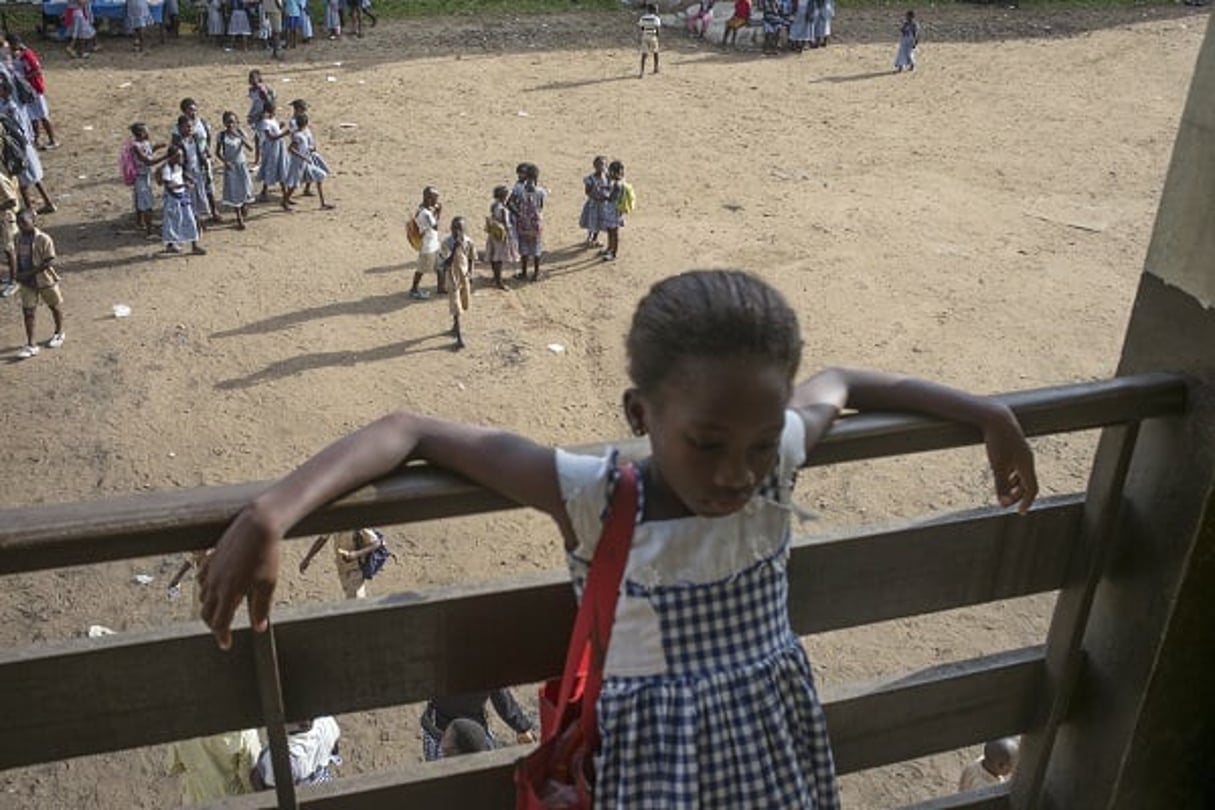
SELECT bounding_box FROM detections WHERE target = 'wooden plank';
[0,502,1075,769]
[0,626,263,770]
[211,651,1042,810]
[253,626,298,810]
[898,783,1010,810]
[0,374,1184,575]
[826,647,1045,775]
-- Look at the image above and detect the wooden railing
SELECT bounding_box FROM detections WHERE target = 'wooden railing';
[0,372,1189,810]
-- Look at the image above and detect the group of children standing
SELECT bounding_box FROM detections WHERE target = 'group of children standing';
[122,70,333,255]
[202,0,376,52]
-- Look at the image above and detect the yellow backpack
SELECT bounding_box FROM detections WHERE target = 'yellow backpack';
[616,181,636,215]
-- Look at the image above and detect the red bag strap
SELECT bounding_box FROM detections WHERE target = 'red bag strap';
[553,463,638,743]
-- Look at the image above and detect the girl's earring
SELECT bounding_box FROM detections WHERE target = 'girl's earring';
[632,424,645,437]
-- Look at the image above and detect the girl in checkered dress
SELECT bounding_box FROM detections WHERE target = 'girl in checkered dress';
[200,270,1039,809]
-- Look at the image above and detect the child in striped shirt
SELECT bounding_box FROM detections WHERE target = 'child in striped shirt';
[638,3,661,78]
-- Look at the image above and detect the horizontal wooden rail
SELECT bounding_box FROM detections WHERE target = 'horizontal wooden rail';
[900,784,1011,810]
[0,373,1186,575]
[210,649,1042,810]
[1,499,1077,770]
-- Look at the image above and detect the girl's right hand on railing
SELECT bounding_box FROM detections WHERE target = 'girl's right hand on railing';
[198,504,283,650]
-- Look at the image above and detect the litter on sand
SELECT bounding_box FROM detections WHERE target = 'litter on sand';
[516,111,530,117]
[326,75,337,82]
[87,625,117,638]
[117,81,132,88]
[132,574,155,586]
[112,304,131,318]
[82,124,94,131]
[546,343,566,354]
[338,122,358,128]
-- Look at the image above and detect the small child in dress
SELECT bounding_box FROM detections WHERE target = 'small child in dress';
[298,528,387,599]
[199,269,1039,810]
[206,0,226,45]
[638,3,661,78]
[282,112,333,211]
[894,9,919,72]
[440,216,475,350]
[284,0,303,48]
[125,0,155,51]
[64,0,98,58]
[216,112,255,230]
[255,102,290,201]
[128,122,166,236]
[578,155,610,248]
[8,36,59,150]
[601,160,626,262]
[228,0,253,50]
[160,146,206,255]
[325,0,341,39]
[511,164,546,282]
[484,185,517,290]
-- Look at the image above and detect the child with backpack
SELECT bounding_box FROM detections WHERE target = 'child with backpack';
[298,528,390,599]
[407,186,442,300]
[124,122,167,236]
[601,159,632,263]
[0,76,55,214]
[7,36,58,151]
[440,216,475,350]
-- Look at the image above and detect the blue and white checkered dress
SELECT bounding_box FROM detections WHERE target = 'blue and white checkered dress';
[557,411,840,810]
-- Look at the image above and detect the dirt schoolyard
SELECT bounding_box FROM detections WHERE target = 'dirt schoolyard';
[0,4,1208,807]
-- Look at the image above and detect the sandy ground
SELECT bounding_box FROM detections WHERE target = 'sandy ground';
[0,5,1208,807]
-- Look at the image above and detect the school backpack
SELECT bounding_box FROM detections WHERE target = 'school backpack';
[616,181,637,216]
[0,113,28,178]
[119,141,139,186]
[405,213,423,251]
[357,530,391,580]
[516,188,541,236]
[9,72,36,106]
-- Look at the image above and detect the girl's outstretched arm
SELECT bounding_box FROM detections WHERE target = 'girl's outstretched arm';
[790,367,1038,513]
[199,412,564,649]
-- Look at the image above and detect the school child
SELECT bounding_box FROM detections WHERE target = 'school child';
[638,3,661,78]
[298,528,388,599]
[12,210,64,360]
[206,0,226,44]
[8,36,59,150]
[959,738,1019,791]
[255,102,290,201]
[345,0,362,38]
[197,268,1039,809]
[511,164,545,282]
[64,0,98,58]
[251,717,342,788]
[167,731,261,802]
[579,155,611,248]
[216,112,255,230]
[127,122,166,236]
[408,186,442,300]
[0,169,19,298]
[126,0,155,51]
[299,0,314,42]
[281,112,332,211]
[601,160,626,262]
[760,0,786,54]
[228,0,254,49]
[813,0,834,46]
[420,691,535,761]
[0,77,56,214]
[359,0,376,29]
[484,184,517,290]
[722,0,750,46]
[895,9,919,72]
[160,146,206,255]
[440,216,475,350]
[687,0,715,38]
[324,0,341,39]
[246,69,274,130]
[261,0,284,59]
[179,98,222,224]
[283,0,303,47]
[164,0,181,37]
[286,99,314,196]
[172,114,212,230]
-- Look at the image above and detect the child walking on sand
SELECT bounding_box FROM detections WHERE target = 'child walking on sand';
[298,528,388,599]
[440,216,475,350]
[484,185,517,290]
[895,9,919,72]
[198,269,1038,810]
[216,112,255,229]
[600,159,627,262]
[511,164,545,282]
[579,155,611,248]
[638,3,661,77]
[8,36,58,149]
[408,186,442,299]
[255,102,290,201]
[281,113,333,211]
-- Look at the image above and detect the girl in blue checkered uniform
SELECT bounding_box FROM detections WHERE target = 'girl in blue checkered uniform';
[200,270,1039,809]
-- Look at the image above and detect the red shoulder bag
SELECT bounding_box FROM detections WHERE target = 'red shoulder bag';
[515,464,638,810]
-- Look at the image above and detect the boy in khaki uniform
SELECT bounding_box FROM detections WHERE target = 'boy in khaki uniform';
[299,528,385,599]
[13,210,64,359]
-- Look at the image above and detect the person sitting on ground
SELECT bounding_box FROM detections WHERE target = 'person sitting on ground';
[440,718,494,758]
[250,716,342,788]
[722,0,751,46]
[167,730,262,803]
[959,737,1019,791]
[420,690,536,761]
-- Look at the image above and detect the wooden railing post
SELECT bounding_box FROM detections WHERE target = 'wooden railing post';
[1013,16,1215,810]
